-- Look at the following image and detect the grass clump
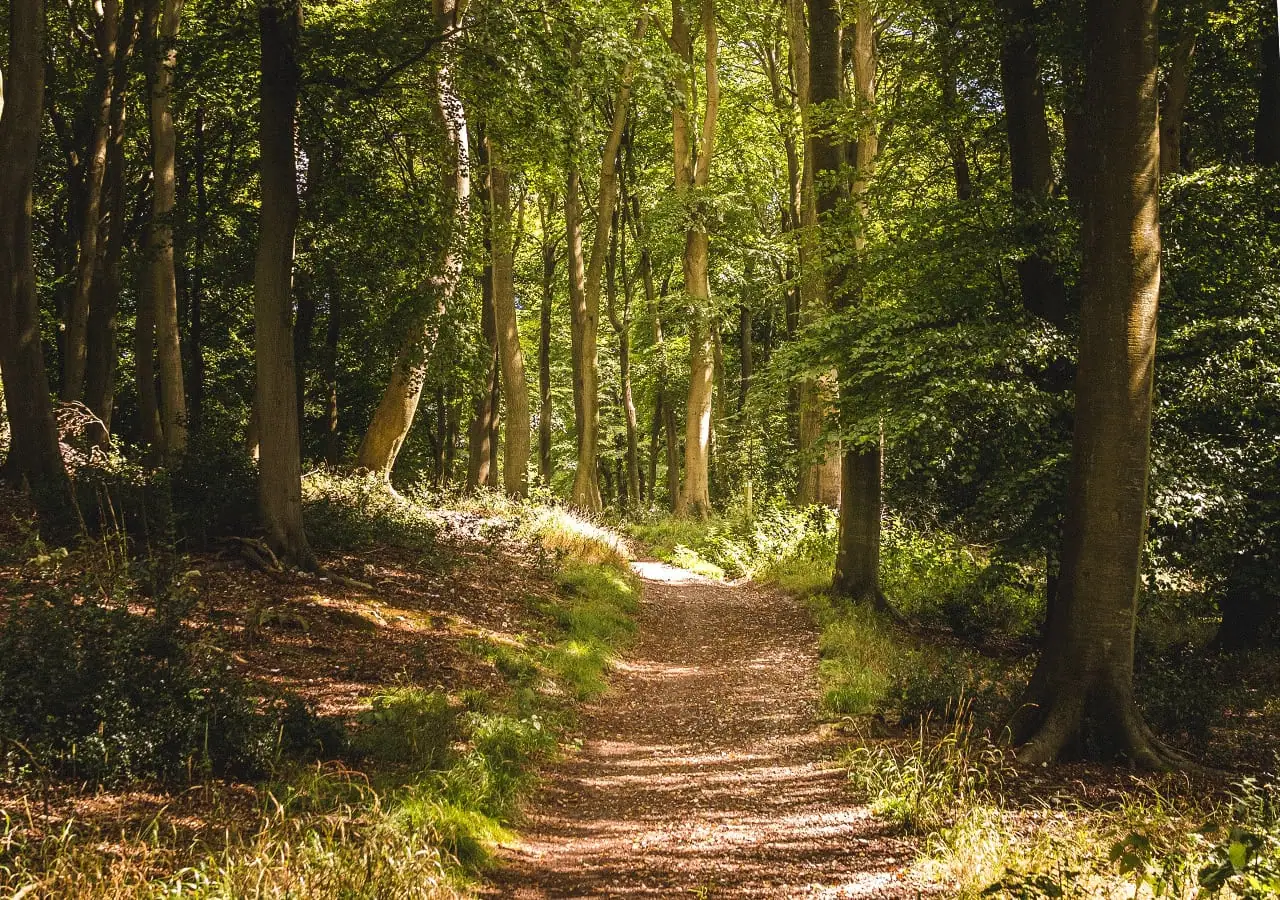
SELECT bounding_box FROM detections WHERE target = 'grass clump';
[517,504,632,570]
[844,711,1008,835]
[350,685,458,769]
[542,563,640,700]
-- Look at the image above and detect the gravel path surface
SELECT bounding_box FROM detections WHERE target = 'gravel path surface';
[483,561,924,898]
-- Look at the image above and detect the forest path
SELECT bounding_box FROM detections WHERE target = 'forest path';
[483,561,920,898]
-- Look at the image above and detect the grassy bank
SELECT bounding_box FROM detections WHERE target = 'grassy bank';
[0,476,640,898]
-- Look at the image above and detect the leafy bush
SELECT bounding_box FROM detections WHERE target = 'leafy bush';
[302,471,441,552]
[0,580,316,784]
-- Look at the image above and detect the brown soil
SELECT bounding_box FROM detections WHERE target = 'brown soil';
[485,561,924,899]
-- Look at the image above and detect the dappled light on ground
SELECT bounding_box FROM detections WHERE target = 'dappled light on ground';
[485,564,926,898]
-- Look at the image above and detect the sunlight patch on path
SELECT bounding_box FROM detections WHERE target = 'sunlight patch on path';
[629,560,719,584]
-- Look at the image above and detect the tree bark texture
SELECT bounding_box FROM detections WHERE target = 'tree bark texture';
[253,0,315,569]
[808,0,885,606]
[85,0,140,433]
[1012,0,1181,768]
[143,0,188,454]
[0,0,72,526]
[789,0,840,508]
[355,0,470,480]
[1159,26,1196,175]
[565,15,647,513]
[487,138,531,497]
[66,0,122,403]
[672,0,719,520]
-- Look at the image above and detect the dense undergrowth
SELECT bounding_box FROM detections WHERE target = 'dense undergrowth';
[628,504,1280,898]
[0,472,640,898]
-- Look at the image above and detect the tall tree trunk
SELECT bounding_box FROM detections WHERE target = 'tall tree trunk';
[487,137,530,497]
[85,0,139,434]
[1258,0,1280,165]
[143,0,188,454]
[467,264,499,492]
[0,0,72,527]
[254,0,314,569]
[789,0,840,508]
[1159,26,1196,176]
[66,1,122,402]
[186,104,207,434]
[356,0,469,480]
[565,16,647,513]
[538,197,557,486]
[672,0,719,520]
[813,0,886,607]
[1012,0,1181,769]
[608,211,641,509]
[564,169,600,509]
[999,0,1069,326]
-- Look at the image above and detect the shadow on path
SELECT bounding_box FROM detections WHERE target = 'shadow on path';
[483,560,922,898]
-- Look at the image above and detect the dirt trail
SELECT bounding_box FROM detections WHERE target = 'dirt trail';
[484,561,921,899]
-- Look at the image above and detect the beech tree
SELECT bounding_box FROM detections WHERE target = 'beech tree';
[1011,0,1181,767]
[142,0,189,454]
[672,0,719,519]
[254,0,315,569]
[0,0,71,525]
[356,0,471,481]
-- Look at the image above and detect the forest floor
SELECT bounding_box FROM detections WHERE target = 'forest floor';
[484,560,926,899]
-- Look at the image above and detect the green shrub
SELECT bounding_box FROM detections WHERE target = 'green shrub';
[302,471,441,552]
[0,583,316,784]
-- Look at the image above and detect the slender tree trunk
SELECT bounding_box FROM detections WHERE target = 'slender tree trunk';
[66,1,122,402]
[487,137,530,497]
[186,104,207,434]
[812,0,887,607]
[672,0,719,519]
[143,0,188,454]
[467,264,499,492]
[1012,0,1180,769]
[564,17,647,512]
[608,213,641,509]
[538,205,556,486]
[322,284,341,464]
[937,15,972,201]
[254,0,314,569]
[1159,27,1197,176]
[356,0,469,480]
[1258,0,1280,165]
[0,0,73,527]
[999,0,1069,326]
[85,0,139,434]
